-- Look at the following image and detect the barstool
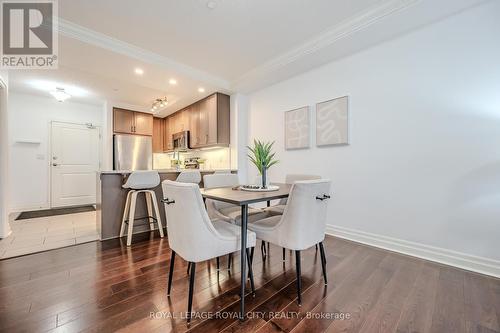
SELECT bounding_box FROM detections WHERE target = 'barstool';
[176,170,201,184]
[119,171,164,246]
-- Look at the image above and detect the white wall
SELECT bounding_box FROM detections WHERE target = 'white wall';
[8,93,104,211]
[0,71,11,238]
[247,2,500,274]
[230,94,249,183]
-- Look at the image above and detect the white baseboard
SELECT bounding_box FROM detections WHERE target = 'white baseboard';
[326,224,500,278]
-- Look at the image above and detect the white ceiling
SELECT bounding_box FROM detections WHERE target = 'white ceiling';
[58,0,383,81]
[8,0,488,114]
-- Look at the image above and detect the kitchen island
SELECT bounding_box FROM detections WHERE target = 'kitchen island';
[96,169,237,240]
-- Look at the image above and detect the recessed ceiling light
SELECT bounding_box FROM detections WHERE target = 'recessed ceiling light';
[169,78,177,85]
[207,1,217,9]
[134,68,144,75]
[198,87,205,93]
[50,88,71,102]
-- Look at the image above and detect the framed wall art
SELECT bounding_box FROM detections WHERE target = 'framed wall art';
[285,106,310,150]
[316,96,349,146]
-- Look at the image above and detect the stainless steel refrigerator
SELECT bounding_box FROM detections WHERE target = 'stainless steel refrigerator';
[113,134,153,170]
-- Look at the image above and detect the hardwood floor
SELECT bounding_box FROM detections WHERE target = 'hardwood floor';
[0,232,499,333]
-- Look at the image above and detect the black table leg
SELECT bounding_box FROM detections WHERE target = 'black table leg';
[239,204,248,321]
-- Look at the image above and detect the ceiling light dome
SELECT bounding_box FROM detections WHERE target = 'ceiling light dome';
[50,88,71,102]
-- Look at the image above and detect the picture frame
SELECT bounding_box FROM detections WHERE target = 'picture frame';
[316,96,349,146]
[284,106,310,150]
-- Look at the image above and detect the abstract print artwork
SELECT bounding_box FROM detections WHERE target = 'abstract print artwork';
[285,106,310,150]
[316,96,349,146]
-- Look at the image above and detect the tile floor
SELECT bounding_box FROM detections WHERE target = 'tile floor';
[0,211,99,259]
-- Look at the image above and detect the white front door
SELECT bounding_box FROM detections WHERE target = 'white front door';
[51,122,100,208]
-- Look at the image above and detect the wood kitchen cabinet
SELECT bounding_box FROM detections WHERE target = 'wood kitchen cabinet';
[134,112,154,135]
[151,92,230,150]
[152,117,164,153]
[172,109,189,133]
[163,117,173,151]
[113,108,135,134]
[189,93,229,148]
[113,108,153,136]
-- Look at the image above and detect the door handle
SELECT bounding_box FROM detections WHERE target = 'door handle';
[52,163,58,167]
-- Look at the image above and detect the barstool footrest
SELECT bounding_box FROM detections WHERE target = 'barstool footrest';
[124,216,158,225]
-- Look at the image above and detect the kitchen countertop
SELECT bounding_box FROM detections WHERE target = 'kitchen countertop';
[99,169,236,175]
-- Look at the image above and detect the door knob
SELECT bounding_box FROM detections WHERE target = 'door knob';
[52,163,58,167]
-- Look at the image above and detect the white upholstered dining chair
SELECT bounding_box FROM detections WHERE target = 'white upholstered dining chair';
[161,180,256,324]
[203,173,268,225]
[264,174,321,216]
[248,179,332,305]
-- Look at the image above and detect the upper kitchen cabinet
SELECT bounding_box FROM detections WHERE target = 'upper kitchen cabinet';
[172,108,189,133]
[163,116,173,151]
[113,108,135,134]
[152,117,164,153]
[189,93,230,148]
[113,108,153,136]
[134,112,154,135]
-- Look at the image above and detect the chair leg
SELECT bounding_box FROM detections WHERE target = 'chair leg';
[250,247,254,265]
[187,262,196,324]
[246,249,255,296]
[295,250,302,305]
[227,253,232,270]
[216,257,220,271]
[145,192,154,231]
[282,248,286,261]
[126,192,138,246]
[315,244,318,251]
[150,191,164,238]
[120,190,132,237]
[187,262,191,275]
[167,251,176,295]
[319,242,328,285]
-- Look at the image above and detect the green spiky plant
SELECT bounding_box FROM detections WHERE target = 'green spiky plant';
[247,139,279,175]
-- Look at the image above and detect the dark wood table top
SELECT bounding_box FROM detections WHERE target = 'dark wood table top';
[200,183,291,205]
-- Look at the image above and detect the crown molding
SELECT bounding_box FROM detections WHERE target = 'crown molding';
[232,0,420,89]
[57,18,230,89]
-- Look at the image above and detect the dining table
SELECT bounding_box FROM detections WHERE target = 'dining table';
[200,182,292,320]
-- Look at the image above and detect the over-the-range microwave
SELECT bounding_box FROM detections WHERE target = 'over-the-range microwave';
[172,131,190,151]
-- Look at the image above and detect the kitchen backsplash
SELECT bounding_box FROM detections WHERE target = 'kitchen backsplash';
[153,147,231,170]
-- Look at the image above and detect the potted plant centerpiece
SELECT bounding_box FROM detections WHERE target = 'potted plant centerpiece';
[247,139,279,189]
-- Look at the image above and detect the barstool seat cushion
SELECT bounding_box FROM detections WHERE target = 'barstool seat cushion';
[176,170,202,184]
[123,171,160,190]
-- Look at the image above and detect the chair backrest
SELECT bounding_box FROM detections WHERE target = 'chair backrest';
[176,170,201,184]
[123,171,160,189]
[203,173,240,210]
[278,179,331,250]
[203,173,239,189]
[161,180,224,262]
[285,174,321,183]
[277,174,321,205]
